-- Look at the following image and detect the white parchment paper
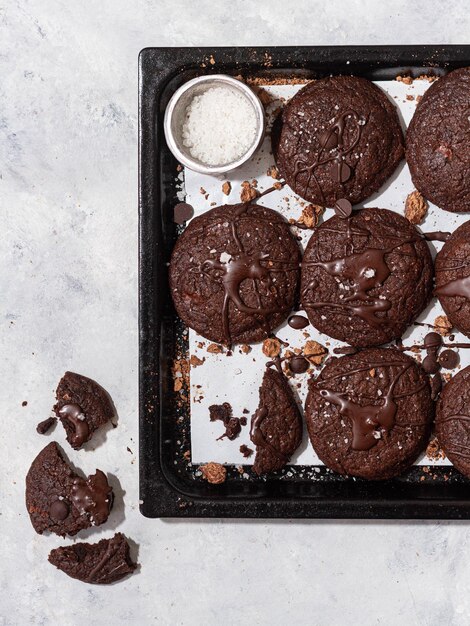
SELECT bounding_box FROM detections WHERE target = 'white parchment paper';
[183,78,468,467]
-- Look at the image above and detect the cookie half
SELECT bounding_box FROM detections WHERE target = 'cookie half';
[250,367,302,475]
[54,371,115,449]
[300,208,433,347]
[49,533,136,584]
[435,220,470,337]
[25,442,113,536]
[275,75,404,207]
[407,67,470,213]
[305,348,433,480]
[436,365,470,478]
[169,203,300,345]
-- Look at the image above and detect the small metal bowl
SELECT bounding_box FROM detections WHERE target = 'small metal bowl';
[163,74,266,175]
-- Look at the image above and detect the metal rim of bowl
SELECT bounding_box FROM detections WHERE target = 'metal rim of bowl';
[163,74,266,175]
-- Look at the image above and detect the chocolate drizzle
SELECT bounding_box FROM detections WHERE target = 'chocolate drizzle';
[58,404,90,448]
[71,470,113,526]
[292,110,365,203]
[303,219,419,328]
[197,204,298,344]
[317,360,424,451]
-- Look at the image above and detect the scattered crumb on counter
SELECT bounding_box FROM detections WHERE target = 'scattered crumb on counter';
[222,181,231,196]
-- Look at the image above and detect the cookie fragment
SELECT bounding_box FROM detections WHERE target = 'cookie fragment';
[250,368,302,475]
[54,372,115,449]
[49,533,136,584]
[25,442,113,536]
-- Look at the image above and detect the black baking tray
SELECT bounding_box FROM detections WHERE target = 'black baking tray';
[139,45,470,519]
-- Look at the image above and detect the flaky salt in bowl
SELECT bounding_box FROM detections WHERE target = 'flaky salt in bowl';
[164,75,265,174]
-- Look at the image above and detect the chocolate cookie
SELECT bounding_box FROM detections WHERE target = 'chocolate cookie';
[436,365,470,478]
[54,371,115,449]
[275,76,404,207]
[305,348,433,480]
[169,203,300,345]
[250,367,302,475]
[301,208,433,347]
[25,442,113,536]
[49,533,136,584]
[407,68,470,213]
[435,220,470,337]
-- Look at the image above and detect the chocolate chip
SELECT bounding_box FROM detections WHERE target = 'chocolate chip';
[422,354,441,374]
[424,332,443,350]
[49,499,70,521]
[289,356,310,374]
[173,202,194,224]
[332,161,352,184]
[439,349,460,370]
[334,198,353,219]
[288,314,310,330]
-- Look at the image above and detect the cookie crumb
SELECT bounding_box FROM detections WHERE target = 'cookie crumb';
[406,94,414,101]
[200,462,226,484]
[240,180,259,203]
[273,182,283,190]
[396,75,413,85]
[262,338,281,358]
[434,315,452,337]
[405,190,428,224]
[304,340,328,365]
[416,95,423,104]
[189,355,205,368]
[240,344,251,354]
[239,444,254,458]
[222,181,231,196]
[207,343,224,354]
[369,368,376,378]
[426,436,446,461]
[298,204,324,228]
[267,165,280,179]
[22,400,28,407]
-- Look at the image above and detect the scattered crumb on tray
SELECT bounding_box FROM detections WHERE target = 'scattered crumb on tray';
[426,436,446,461]
[207,343,224,354]
[262,338,282,358]
[222,181,231,196]
[200,462,227,484]
[303,340,328,365]
[434,315,453,337]
[189,355,205,368]
[240,444,254,458]
[240,180,259,203]
[405,190,428,224]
